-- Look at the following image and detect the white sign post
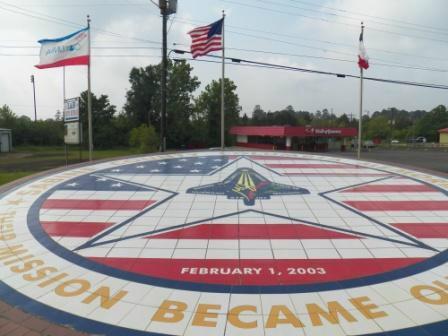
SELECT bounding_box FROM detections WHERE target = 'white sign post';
[64,122,81,145]
[63,97,82,165]
[64,97,80,122]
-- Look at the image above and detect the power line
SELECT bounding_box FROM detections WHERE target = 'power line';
[4,39,446,73]
[283,0,448,34]
[0,1,161,45]
[254,0,448,37]
[171,49,448,90]
[168,15,176,34]
[0,45,161,49]
[0,53,161,58]
[2,0,446,68]
[3,0,446,65]
[14,4,432,66]
[220,29,448,71]
[220,0,448,45]
[172,42,447,73]
[225,47,448,73]
[172,16,448,63]
[9,2,151,7]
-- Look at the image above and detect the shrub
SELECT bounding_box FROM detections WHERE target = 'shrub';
[129,124,159,153]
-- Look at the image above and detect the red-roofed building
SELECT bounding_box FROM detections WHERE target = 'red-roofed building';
[438,128,448,144]
[230,126,357,151]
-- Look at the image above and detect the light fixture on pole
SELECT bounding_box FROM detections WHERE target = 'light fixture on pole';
[30,75,37,122]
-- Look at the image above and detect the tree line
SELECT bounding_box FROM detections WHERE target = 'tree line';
[1,59,447,150]
[241,104,448,143]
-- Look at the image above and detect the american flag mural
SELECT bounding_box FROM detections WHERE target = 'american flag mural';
[38,154,448,286]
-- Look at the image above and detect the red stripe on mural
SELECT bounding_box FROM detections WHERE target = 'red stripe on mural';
[342,185,435,193]
[393,223,448,238]
[283,173,389,176]
[88,257,424,285]
[147,224,359,239]
[251,156,305,161]
[345,201,448,211]
[35,55,89,69]
[41,221,113,237]
[266,163,355,169]
[42,199,155,210]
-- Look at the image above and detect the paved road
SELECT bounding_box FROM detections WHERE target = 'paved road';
[327,149,448,177]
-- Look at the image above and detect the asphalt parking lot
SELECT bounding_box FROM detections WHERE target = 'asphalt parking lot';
[327,148,448,176]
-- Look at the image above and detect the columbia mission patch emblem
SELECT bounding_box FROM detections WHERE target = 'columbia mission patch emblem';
[0,151,447,335]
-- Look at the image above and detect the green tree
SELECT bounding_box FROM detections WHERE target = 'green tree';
[124,60,200,148]
[336,114,350,127]
[365,116,392,140]
[0,105,16,128]
[194,78,241,147]
[414,105,448,142]
[252,105,266,125]
[79,91,118,149]
[272,106,297,126]
[0,105,63,146]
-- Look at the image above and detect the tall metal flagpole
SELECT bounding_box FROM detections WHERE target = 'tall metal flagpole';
[87,15,93,161]
[63,66,68,166]
[220,11,226,150]
[357,68,363,160]
[30,75,37,122]
[357,23,364,160]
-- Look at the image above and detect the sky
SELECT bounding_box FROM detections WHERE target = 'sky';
[0,0,447,120]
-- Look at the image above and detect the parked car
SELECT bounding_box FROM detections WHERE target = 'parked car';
[391,139,400,144]
[407,137,426,143]
[363,140,375,148]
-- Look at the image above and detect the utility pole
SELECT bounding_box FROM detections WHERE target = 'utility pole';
[160,1,167,152]
[158,0,177,152]
[30,75,37,121]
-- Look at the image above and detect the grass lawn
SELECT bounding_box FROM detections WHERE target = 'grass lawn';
[0,146,139,187]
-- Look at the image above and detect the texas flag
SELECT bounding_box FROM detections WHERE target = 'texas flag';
[358,26,369,70]
[35,27,90,69]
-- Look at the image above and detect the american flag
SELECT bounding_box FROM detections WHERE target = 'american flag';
[188,18,223,58]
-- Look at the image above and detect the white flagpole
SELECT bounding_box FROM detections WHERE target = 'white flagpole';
[63,67,66,102]
[87,15,93,161]
[357,22,364,160]
[63,66,68,166]
[220,11,226,150]
[357,68,363,160]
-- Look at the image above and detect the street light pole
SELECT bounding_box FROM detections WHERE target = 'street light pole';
[30,75,37,122]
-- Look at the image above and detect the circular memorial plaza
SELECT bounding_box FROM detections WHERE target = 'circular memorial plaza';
[0,151,447,335]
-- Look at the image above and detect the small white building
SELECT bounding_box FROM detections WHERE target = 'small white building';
[0,128,12,153]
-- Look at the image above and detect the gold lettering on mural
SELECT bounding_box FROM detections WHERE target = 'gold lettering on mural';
[410,278,448,305]
[0,211,16,241]
[227,305,258,329]
[306,301,357,326]
[149,297,391,330]
[151,300,187,323]
[191,304,221,327]
[349,296,388,319]
[82,286,129,309]
[0,238,127,309]
[265,305,304,328]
